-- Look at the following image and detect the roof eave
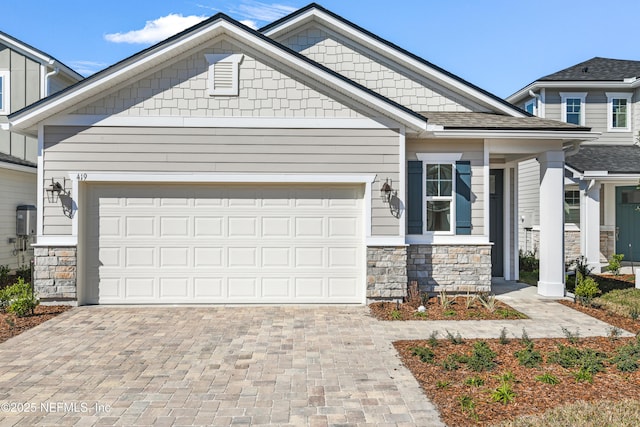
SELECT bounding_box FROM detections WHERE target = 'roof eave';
[429,129,601,140]
[507,80,640,103]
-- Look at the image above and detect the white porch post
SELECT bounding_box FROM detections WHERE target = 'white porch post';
[581,180,602,273]
[538,151,566,297]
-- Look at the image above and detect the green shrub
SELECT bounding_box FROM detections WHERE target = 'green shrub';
[465,341,497,372]
[442,354,463,371]
[574,277,600,304]
[0,278,39,317]
[410,346,435,363]
[491,382,515,404]
[548,344,606,374]
[515,342,542,368]
[607,253,624,275]
[535,372,560,385]
[445,330,464,344]
[519,250,539,272]
[464,376,484,387]
[0,265,9,287]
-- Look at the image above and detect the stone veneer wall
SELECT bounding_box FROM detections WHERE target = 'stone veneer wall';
[407,244,492,293]
[33,246,77,300]
[366,246,407,301]
[531,229,616,265]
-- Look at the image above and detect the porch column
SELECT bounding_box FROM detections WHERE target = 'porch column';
[538,151,565,297]
[581,180,602,273]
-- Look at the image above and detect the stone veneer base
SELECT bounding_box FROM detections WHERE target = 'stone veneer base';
[33,246,77,300]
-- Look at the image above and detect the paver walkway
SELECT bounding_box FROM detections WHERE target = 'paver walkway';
[0,282,629,426]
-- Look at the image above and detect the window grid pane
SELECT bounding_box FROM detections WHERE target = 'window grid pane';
[612,99,628,128]
[564,190,580,225]
[566,98,581,125]
[426,201,451,232]
[425,164,452,197]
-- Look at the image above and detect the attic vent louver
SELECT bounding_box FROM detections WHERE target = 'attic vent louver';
[205,53,243,96]
[582,67,589,73]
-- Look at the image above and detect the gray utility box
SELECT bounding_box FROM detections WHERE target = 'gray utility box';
[16,205,36,236]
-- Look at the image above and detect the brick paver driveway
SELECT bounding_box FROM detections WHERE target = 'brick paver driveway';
[0,306,444,426]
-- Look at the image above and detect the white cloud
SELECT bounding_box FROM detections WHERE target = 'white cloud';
[67,60,108,76]
[105,14,207,44]
[228,1,296,23]
[239,19,259,30]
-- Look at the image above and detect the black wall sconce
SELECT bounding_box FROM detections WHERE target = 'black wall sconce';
[380,178,396,204]
[46,178,66,203]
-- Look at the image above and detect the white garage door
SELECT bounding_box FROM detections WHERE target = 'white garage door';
[85,184,364,304]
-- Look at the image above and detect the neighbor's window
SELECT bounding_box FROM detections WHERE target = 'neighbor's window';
[525,99,536,116]
[0,71,9,115]
[425,163,454,232]
[564,189,580,225]
[606,92,632,131]
[560,92,586,126]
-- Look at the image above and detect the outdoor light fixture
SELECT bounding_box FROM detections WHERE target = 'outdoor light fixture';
[380,178,395,203]
[46,178,65,203]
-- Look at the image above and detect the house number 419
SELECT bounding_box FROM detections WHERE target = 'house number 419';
[76,173,88,181]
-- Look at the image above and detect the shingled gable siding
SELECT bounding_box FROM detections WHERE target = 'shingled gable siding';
[72,40,362,119]
[278,26,491,113]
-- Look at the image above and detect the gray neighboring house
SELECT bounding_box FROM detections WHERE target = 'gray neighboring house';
[7,4,597,305]
[0,32,82,270]
[508,57,640,272]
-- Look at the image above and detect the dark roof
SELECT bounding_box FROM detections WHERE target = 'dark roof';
[260,3,529,117]
[540,57,640,81]
[0,152,36,168]
[419,112,590,131]
[9,10,427,127]
[566,145,640,174]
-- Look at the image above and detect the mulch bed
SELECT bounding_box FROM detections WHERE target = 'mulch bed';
[0,305,71,344]
[395,336,640,426]
[558,299,640,334]
[369,296,527,321]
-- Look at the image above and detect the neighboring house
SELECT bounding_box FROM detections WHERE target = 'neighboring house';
[0,32,82,271]
[507,57,640,272]
[6,4,597,305]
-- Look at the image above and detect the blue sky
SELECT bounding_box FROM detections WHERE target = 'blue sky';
[2,0,639,98]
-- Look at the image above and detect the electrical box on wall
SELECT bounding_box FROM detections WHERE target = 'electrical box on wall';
[16,205,36,236]
[521,211,533,229]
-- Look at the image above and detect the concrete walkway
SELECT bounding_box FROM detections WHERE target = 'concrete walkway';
[0,282,629,427]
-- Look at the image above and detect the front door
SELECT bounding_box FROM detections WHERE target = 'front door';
[490,170,504,276]
[616,186,640,262]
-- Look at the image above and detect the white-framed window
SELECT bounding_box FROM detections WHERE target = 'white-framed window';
[417,153,462,234]
[560,92,586,126]
[564,189,580,225]
[0,70,9,115]
[525,98,537,116]
[204,53,244,96]
[606,92,632,132]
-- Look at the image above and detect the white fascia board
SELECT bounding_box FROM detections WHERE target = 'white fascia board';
[264,9,524,117]
[431,129,601,140]
[0,161,36,174]
[11,19,426,134]
[507,81,637,103]
[580,173,640,181]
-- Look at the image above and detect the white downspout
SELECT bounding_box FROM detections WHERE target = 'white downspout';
[44,60,59,96]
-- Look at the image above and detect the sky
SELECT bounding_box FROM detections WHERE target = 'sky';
[2,0,640,98]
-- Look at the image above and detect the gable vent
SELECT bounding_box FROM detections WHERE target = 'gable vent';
[205,53,244,96]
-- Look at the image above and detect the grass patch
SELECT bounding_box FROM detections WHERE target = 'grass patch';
[595,288,640,319]
[518,270,538,286]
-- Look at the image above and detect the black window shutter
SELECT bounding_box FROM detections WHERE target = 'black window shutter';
[407,161,423,234]
[455,160,472,235]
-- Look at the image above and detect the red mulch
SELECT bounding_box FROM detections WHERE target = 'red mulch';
[558,299,640,334]
[369,296,527,321]
[395,336,640,426]
[0,305,71,344]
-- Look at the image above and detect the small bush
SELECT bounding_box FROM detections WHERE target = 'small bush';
[548,345,606,374]
[611,341,640,372]
[390,309,402,320]
[607,253,624,275]
[442,354,462,371]
[435,380,450,389]
[478,293,498,313]
[519,250,539,272]
[499,327,509,345]
[515,342,543,368]
[491,382,515,405]
[0,278,39,317]
[427,331,439,348]
[574,277,600,305]
[573,367,593,383]
[520,328,532,345]
[561,327,581,344]
[535,372,560,385]
[410,346,435,363]
[445,330,464,345]
[465,341,497,372]
[464,376,484,387]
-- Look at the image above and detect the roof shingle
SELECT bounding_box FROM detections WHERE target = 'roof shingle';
[540,57,640,81]
[419,112,590,131]
[566,145,640,174]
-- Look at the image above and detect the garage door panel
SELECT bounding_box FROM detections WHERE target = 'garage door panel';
[88,184,364,304]
[194,247,224,267]
[126,217,155,237]
[228,217,257,237]
[159,278,190,298]
[125,278,155,298]
[194,217,224,237]
[160,217,190,236]
[125,247,155,267]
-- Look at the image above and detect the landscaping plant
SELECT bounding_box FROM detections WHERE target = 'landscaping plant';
[607,253,624,275]
[0,278,39,317]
